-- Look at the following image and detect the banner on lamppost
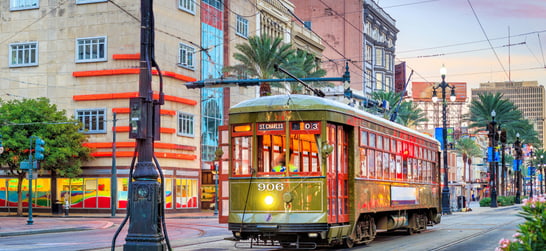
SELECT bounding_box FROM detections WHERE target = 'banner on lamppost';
[528,166,536,176]
[435,128,444,150]
[512,159,523,171]
[487,147,499,162]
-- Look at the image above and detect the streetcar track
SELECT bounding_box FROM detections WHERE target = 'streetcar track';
[426,217,522,251]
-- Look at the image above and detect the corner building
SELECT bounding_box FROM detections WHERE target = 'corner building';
[0,0,202,213]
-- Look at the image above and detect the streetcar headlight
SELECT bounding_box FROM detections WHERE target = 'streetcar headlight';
[308,233,319,238]
[264,195,274,205]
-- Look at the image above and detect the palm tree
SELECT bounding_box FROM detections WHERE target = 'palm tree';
[468,92,522,131]
[225,35,294,96]
[454,137,482,200]
[455,137,482,183]
[274,50,327,94]
[370,91,428,127]
[468,92,541,198]
[395,101,428,128]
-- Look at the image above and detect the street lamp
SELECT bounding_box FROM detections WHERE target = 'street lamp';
[488,110,498,207]
[529,149,535,198]
[538,155,544,194]
[432,65,456,214]
[514,133,522,204]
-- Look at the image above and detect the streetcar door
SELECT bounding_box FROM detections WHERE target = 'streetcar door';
[326,123,349,223]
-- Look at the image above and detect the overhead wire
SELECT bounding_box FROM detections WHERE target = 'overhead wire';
[466,0,509,80]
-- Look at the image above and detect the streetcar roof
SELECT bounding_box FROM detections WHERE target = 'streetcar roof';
[230,94,440,145]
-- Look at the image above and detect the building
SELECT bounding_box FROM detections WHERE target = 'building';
[412,81,469,138]
[0,0,202,212]
[0,0,325,213]
[292,0,398,98]
[471,81,545,144]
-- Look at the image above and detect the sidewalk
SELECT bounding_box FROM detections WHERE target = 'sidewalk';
[0,210,217,237]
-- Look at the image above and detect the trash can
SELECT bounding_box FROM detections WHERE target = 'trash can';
[52,200,63,214]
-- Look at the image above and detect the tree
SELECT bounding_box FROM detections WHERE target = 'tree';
[468,92,539,145]
[274,50,328,94]
[0,98,92,216]
[468,92,540,198]
[371,91,428,127]
[454,137,482,199]
[226,35,294,96]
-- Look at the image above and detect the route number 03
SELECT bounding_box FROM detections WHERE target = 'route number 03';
[257,183,284,191]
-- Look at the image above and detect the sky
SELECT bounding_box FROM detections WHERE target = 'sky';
[377,0,546,90]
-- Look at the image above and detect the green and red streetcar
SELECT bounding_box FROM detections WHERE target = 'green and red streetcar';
[217,94,442,248]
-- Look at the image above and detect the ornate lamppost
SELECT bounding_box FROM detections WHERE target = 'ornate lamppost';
[529,149,535,198]
[514,133,523,203]
[488,110,498,207]
[432,65,456,214]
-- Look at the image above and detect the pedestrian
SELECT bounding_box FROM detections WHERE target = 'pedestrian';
[472,193,475,202]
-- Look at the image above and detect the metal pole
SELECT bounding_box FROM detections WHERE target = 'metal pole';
[515,158,521,203]
[440,75,451,215]
[27,137,34,225]
[489,115,498,207]
[214,170,218,216]
[27,168,33,225]
[124,0,166,249]
[111,112,117,217]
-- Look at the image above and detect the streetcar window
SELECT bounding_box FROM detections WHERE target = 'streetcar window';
[360,131,368,146]
[232,136,252,176]
[384,137,390,152]
[368,149,375,178]
[383,152,389,179]
[257,133,320,176]
[369,133,376,148]
[377,135,383,149]
[391,138,396,153]
[395,155,402,180]
[375,151,383,178]
[359,148,367,177]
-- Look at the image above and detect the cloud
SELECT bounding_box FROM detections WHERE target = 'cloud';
[458,0,546,19]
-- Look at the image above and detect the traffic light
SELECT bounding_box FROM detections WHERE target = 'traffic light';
[34,137,45,160]
[500,129,507,143]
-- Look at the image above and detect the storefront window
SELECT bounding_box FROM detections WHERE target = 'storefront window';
[0,178,50,208]
[175,178,198,208]
[164,178,173,209]
[118,178,129,209]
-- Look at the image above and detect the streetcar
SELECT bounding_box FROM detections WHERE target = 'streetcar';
[218,94,442,248]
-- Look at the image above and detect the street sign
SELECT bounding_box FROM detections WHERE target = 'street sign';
[20,160,37,170]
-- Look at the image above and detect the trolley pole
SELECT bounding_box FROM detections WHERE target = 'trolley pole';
[124,0,166,249]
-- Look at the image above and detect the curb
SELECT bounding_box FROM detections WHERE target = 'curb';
[0,227,92,237]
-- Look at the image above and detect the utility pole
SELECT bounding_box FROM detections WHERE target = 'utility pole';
[124,0,166,249]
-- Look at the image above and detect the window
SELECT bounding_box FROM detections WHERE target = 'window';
[375,72,384,90]
[178,112,194,137]
[175,178,198,208]
[178,0,195,14]
[178,43,195,69]
[375,47,384,67]
[76,108,106,133]
[236,15,249,38]
[9,42,38,67]
[76,0,107,4]
[10,0,39,10]
[203,0,223,10]
[365,44,372,64]
[76,36,107,63]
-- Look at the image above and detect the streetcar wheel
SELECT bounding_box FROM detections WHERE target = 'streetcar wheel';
[344,238,355,248]
[407,227,414,235]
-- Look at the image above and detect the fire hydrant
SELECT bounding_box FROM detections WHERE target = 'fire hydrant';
[64,198,70,216]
